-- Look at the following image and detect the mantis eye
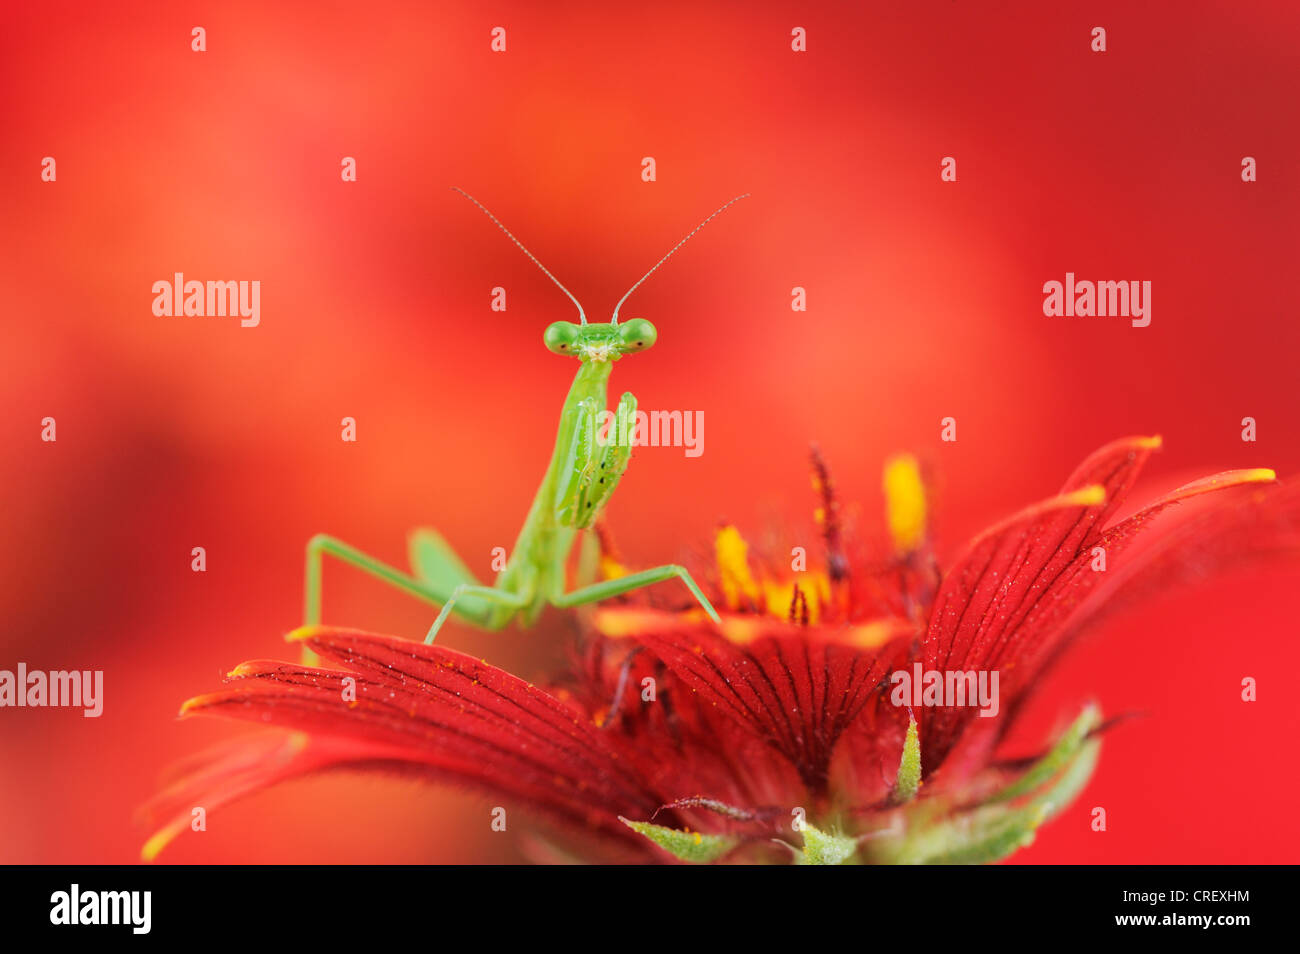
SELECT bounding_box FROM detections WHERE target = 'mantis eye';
[543,321,581,354]
[617,318,657,352]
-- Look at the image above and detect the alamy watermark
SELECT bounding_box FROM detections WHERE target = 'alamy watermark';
[0,664,103,717]
[1043,272,1151,328]
[890,663,999,718]
[152,273,260,327]
[50,885,150,934]
[595,407,704,458]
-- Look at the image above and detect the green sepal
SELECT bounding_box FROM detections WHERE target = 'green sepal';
[618,816,737,863]
[796,823,858,865]
[1026,723,1100,822]
[889,803,1047,865]
[990,703,1100,804]
[889,711,922,805]
[871,704,1103,865]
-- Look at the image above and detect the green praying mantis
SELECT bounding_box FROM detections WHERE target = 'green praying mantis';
[303,188,749,645]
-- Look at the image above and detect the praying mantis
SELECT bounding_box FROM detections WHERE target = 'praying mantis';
[302,188,749,645]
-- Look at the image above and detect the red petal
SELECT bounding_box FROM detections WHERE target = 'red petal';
[140,731,394,860]
[148,628,660,856]
[620,619,911,793]
[1000,469,1290,716]
[921,444,1285,777]
[920,436,1160,771]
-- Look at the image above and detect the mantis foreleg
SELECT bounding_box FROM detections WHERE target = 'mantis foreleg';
[576,391,636,529]
[544,389,719,620]
[553,391,639,530]
[553,397,600,527]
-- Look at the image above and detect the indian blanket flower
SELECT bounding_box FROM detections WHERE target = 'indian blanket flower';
[142,436,1295,863]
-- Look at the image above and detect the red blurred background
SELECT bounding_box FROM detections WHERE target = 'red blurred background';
[2,1,1298,863]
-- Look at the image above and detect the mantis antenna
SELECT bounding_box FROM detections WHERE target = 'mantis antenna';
[611,193,751,325]
[452,187,588,325]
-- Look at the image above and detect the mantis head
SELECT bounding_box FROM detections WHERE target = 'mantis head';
[453,187,747,363]
[543,319,656,362]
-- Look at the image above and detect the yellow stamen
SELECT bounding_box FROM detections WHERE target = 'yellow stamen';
[762,575,827,625]
[590,607,667,638]
[883,453,927,554]
[715,525,761,609]
[719,616,765,645]
[599,555,628,580]
[840,618,916,649]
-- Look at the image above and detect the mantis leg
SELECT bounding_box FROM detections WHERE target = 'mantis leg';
[304,533,492,628]
[552,563,721,624]
[553,391,637,530]
[553,397,600,528]
[423,584,529,645]
[575,391,637,529]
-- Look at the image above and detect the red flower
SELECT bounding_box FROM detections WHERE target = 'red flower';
[143,437,1294,863]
